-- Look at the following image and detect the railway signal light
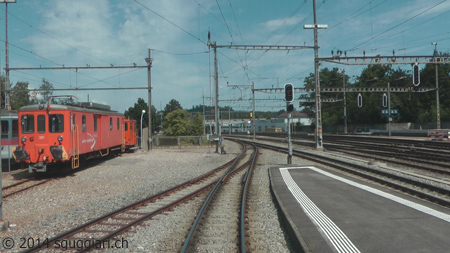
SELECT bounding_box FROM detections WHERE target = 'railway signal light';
[357,93,363,107]
[284,83,294,102]
[382,93,387,107]
[412,63,420,86]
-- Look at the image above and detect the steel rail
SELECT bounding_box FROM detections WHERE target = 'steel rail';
[239,141,259,253]
[248,135,450,175]
[2,179,51,199]
[23,150,244,253]
[180,141,248,252]
[234,140,450,207]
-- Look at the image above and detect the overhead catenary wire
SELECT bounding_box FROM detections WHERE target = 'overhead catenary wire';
[348,0,448,51]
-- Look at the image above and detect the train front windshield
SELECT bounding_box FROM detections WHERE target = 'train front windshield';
[49,114,64,133]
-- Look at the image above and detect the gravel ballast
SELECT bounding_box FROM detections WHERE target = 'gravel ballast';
[0,141,300,252]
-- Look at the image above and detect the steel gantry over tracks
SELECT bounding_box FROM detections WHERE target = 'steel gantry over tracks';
[207,30,314,144]
[317,55,450,66]
[253,87,434,94]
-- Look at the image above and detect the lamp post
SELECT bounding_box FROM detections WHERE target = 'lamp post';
[140,110,145,149]
[145,49,153,150]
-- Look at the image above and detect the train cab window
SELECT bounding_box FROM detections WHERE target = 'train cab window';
[1,120,8,139]
[71,115,75,132]
[82,115,86,132]
[125,122,128,131]
[37,115,46,133]
[21,115,34,133]
[49,114,64,133]
[12,119,18,138]
[94,115,98,132]
[117,118,120,130]
[110,117,113,130]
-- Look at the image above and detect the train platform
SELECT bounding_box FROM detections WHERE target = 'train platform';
[269,165,450,253]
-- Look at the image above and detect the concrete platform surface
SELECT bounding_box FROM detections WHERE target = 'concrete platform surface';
[269,165,450,253]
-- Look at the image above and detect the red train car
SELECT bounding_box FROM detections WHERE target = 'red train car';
[124,119,137,149]
[13,97,128,172]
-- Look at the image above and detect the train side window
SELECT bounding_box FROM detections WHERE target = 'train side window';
[82,115,86,132]
[49,114,64,133]
[71,115,75,132]
[94,115,98,132]
[12,119,18,138]
[1,120,8,139]
[110,117,112,130]
[21,115,34,133]
[37,115,46,133]
[117,118,120,130]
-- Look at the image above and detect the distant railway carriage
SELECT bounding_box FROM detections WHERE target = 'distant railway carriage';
[266,127,282,133]
[1,110,18,160]
[124,119,137,149]
[13,96,131,172]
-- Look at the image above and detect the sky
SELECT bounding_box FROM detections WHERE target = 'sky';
[1,0,449,114]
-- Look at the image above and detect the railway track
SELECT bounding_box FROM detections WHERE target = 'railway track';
[181,141,258,252]
[249,135,450,179]
[228,137,450,208]
[2,179,51,199]
[23,141,258,252]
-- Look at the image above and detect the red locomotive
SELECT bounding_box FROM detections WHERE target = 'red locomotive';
[13,96,137,172]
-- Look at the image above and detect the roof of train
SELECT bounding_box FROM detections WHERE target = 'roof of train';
[18,103,123,116]
[0,110,18,117]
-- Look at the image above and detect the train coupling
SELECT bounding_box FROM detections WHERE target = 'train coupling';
[29,163,47,173]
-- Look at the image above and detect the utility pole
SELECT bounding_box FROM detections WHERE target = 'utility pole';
[145,49,153,150]
[252,82,256,139]
[4,0,14,110]
[207,31,312,150]
[432,42,440,129]
[207,32,221,153]
[387,82,391,137]
[342,69,347,134]
[0,0,16,228]
[304,0,327,150]
[202,88,206,136]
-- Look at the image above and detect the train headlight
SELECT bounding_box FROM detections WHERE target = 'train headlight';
[21,136,27,144]
[57,135,63,144]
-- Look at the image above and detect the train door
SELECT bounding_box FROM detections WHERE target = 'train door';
[93,114,103,148]
[100,115,110,149]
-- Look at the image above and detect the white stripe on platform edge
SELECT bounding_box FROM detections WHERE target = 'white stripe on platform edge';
[280,167,360,253]
[280,166,450,252]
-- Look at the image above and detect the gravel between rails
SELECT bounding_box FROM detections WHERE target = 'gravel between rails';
[0,142,236,251]
[119,144,304,252]
[0,141,318,252]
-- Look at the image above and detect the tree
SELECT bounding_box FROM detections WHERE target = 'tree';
[163,99,182,117]
[163,109,190,136]
[0,75,7,108]
[10,81,32,110]
[163,109,204,136]
[40,78,54,101]
[124,98,158,135]
[189,112,204,136]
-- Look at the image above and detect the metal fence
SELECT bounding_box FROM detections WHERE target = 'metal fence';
[152,136,214,148]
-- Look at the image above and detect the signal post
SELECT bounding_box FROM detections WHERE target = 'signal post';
[285,84,294,164]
